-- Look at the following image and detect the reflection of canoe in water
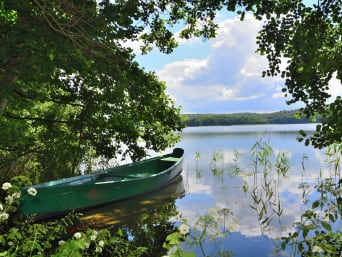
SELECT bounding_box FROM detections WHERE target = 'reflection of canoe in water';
[20,148,184,217]
[79,175,185,228]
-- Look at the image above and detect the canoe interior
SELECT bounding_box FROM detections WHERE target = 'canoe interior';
[32,148,183,188]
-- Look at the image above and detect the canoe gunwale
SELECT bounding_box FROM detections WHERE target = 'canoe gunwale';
[22,148,183,190]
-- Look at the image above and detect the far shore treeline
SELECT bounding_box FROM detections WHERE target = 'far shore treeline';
[182,109,320,127]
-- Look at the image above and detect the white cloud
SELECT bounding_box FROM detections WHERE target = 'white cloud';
[240,55,268,78]
[213,15,261,50]
[158,58,208,90]
[328,72,342,101]
[272,86,286,99]
[123,38,143,54]
[156,14,287,112]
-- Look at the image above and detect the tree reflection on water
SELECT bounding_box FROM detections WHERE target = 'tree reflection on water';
[78,175,185,256]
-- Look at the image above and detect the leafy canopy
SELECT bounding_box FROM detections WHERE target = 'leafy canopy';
[0,0,187,181]
[1,0,341,181]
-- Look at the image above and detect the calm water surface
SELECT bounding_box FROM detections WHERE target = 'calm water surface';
[83,124,337,256]
[170,124,329,257]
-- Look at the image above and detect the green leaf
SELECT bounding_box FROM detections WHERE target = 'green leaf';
[321,221,332,231]
[296,66,304,73]
[303,227,309,238]
[48,53,55,61]
[117,228,124,237]
[183,252,196,257]
[337,197,342,206]
[312,200,320,209]
[280,241,286,250]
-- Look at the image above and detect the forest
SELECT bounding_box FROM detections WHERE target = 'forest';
[182,110,318,127]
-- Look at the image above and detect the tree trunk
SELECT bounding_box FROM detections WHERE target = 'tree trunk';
[0,98,8,112]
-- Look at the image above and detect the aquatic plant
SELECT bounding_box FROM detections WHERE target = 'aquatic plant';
[280,143,342,257]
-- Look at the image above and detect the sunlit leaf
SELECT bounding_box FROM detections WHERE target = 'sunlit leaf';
[321,221,332,231]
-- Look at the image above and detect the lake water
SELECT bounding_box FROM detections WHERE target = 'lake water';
[169,124,333,257]
[81,123,340,256]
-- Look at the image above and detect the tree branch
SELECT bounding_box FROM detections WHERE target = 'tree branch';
[32,0,106,55]
[4,112,71,124]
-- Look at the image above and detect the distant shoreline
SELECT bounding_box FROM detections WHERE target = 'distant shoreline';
[181,110,320,127]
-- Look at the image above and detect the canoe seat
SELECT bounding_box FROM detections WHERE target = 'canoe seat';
[95,173,150,182]
[127,173,150,178]
[161,157,179,162]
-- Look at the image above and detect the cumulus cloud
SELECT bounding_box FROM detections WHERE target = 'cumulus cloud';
[155,15,290,113]
[158,59,208,90]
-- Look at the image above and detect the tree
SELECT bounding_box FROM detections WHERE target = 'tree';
[0,0,185,182]
[252,0,342,148]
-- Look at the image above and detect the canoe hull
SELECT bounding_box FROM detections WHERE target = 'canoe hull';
[80,175,185,228]
[20,148,184,216]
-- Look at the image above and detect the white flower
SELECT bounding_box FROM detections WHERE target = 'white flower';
[58,240,65,246]
[0,203,3,211]
[90,234,97,241]
[0,212,9,221]
[12,192,21,199]
[312,245,324,253]
[5,195,13,203]
[27,187,37,196]
[98,240,105,247]
[84,242,90,249]
[2,182,12,190]
[8,241,13,246]
[95,247,103,253]
[178,224,190,235]
[73,232,82,239]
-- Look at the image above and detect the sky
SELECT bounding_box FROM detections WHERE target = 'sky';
[132,13,341,114]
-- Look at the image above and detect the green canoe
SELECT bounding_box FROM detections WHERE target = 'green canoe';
[20,148,184,217]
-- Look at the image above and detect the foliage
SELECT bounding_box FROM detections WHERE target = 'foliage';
[183,110,314,127]
[0,0,186,182]
[164,208,235,257]
[244,139,289,233]
[0,180,147,257]
[281,179,342,256]
[254,0,342,148]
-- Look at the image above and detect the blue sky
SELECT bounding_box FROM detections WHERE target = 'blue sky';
[132,13,340,114]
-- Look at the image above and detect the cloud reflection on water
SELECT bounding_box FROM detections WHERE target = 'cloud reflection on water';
[174,124,328,241]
